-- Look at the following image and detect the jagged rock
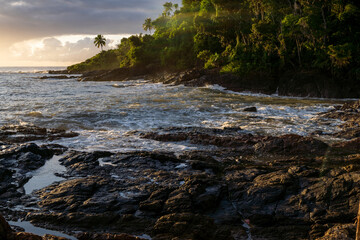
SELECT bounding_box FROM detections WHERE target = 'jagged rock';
[315,223,355,240]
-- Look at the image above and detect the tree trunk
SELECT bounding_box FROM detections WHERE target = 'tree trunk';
[321,6,327,44]
[296,38,302,67]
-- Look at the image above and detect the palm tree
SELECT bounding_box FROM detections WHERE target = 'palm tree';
[163,2,173,16]
[143,18,153,34]
[94,34,106,51]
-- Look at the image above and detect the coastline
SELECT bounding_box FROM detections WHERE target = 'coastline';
[53,66,360,99]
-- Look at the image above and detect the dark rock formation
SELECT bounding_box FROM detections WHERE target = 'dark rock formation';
[243,107,257,112]
[75,66,360,98]
[48,70,69,74]
[3,102,360,239]
[0,125,79,144]
[140,127,329,156]
[39,76,78,80]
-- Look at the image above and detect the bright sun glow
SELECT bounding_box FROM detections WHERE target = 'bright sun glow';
[3,34,131,67]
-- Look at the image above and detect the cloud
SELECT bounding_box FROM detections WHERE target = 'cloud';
[0,0,181,66]
[9,35,128,64]
[0,0,182,39]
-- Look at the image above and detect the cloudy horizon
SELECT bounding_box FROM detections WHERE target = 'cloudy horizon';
[0,0,181,66]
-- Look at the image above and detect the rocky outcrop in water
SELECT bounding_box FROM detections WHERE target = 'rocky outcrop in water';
[75,66,360,98]
[39,76,78,80]
[0,125,79,144]
[319,100,360,155]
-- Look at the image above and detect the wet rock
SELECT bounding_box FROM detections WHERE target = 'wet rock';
[0,143,53,159]
[315,223,355,240]
[139,188,172,213]
[0,214,68,240]
[48,70,69,74]
[76,232,147,240]
[254,134,329,155]
[11,232,43,240]
[0,125,79,144]
[320,100,360,140]
[2,123,359,239]
[332,138,360,154]
[153,213,229,240]
[39,75,77,80]
[243,107,257,112]
[78,67,152,82]
[141,127,328,156]
[0,214,12,239]
[17,152,45,171]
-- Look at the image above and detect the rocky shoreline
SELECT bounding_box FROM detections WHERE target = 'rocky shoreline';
[50,67,360,99]
[1,101,360,239]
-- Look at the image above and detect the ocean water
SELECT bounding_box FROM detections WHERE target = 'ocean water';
[0,67,348,152]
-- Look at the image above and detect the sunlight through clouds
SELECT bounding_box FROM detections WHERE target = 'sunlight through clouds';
[10,1,28,7]
[0,0,180,66]
[8,34,131,65]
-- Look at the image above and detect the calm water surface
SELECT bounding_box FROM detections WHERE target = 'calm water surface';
[0,67,348,152]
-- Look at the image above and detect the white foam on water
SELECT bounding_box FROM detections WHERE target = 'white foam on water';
[1,70,348,153]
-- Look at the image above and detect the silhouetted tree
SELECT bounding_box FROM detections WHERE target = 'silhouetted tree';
[94,35,106,51]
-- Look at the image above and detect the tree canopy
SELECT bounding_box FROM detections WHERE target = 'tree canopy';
[70,0,360,83]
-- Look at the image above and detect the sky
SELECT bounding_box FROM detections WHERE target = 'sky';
[0,0,181,67]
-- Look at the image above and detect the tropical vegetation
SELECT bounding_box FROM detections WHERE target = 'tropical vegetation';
[94,34,106,52]
[68,0,360,83]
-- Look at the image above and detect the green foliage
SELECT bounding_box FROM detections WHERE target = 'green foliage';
[67,50,119,73]
[72,0,360,81]
[143,18,153,34]
[94,35,106,51]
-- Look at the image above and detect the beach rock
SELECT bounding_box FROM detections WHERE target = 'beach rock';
[48,70,69,74]
[319,100,360,140]
[141,127,328,156]
[0,214,12,239]
[278,70,340,98]
[76,232,147,240]
[254,134,329,155]
[315,223,355,240]
[2,122,359,239]
[152,213,228,239]
[332,138,360,154]
[39,75,77,80]
[78,67,154,82]
[0,214,70,240]
[243,107,257,112]
[0,125,79,143]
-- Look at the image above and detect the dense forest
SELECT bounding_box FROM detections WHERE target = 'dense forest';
[68,0,360,83]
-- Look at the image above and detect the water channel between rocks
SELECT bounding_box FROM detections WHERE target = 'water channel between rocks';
[24,155,66,195]
[8,220,77,240]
